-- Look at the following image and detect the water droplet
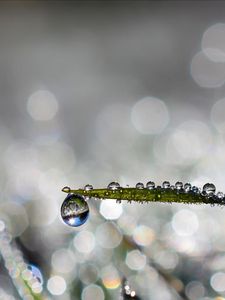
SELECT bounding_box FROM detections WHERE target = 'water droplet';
[146,181,155,189]
[62,186,71,193]
[192,186,199,194]
[203,183,216,196]
[84,184,93,191]
[217,191,224,199]
[184,183,191,192]
[61,194,89,227]
[175,182,183,190]
[136,182,144,189]
[107,182,120,190]
[162,181,170,189]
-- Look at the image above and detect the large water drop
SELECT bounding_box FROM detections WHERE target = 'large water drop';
[61,194,89,227]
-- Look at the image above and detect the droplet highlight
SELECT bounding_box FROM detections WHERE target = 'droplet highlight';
[61,194,89,227]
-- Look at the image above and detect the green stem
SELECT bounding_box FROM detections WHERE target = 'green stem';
[63,187,218,205]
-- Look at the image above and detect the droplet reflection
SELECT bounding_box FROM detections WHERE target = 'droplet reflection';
[61,194,89,227]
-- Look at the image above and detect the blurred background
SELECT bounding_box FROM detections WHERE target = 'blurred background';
[1,1,225,299]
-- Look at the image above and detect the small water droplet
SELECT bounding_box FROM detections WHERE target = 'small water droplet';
[203,183,216,196]
[175,182,183,190]
[192,186,199,194]
[217,191,224,199]
[107,182,120,190]
[184,183,191,192]
[135,182,144,189]
[146,181,155,189]
[62,186,71,193]
[61,194,89,227]
[162,181,170,189]
[84,184,93,191]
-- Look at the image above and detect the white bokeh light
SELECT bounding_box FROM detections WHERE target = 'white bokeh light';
[51,248,76,274]
[190,51,225,88]
[210,272,225,292]
[27,90,58,121]
[81,284,104,300]
[131,96,169,134]
[100,200,123,220]
[172,209,199,237]
[73,231,95,254]
[202,23,225,62]
[126,250,146,271]
[211,98,225,132]
[96,222,122,249]
[47,275,66,295]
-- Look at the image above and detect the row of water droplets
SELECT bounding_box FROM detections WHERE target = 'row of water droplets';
[61,181,223,228]
[63,181,220,197]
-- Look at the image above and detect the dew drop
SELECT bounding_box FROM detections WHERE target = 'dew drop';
[61,194,89,227]
[217,191,224,200]
[175,182,183,190]
[62,186,71,193]
[184,183,191,192]
[162,181,170,189]
[107,182,120,190]
[135,182,144,189]
[146,181,155,189]
[203,183,216,196]
[84,184,93,191]
[192,186,199,194]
